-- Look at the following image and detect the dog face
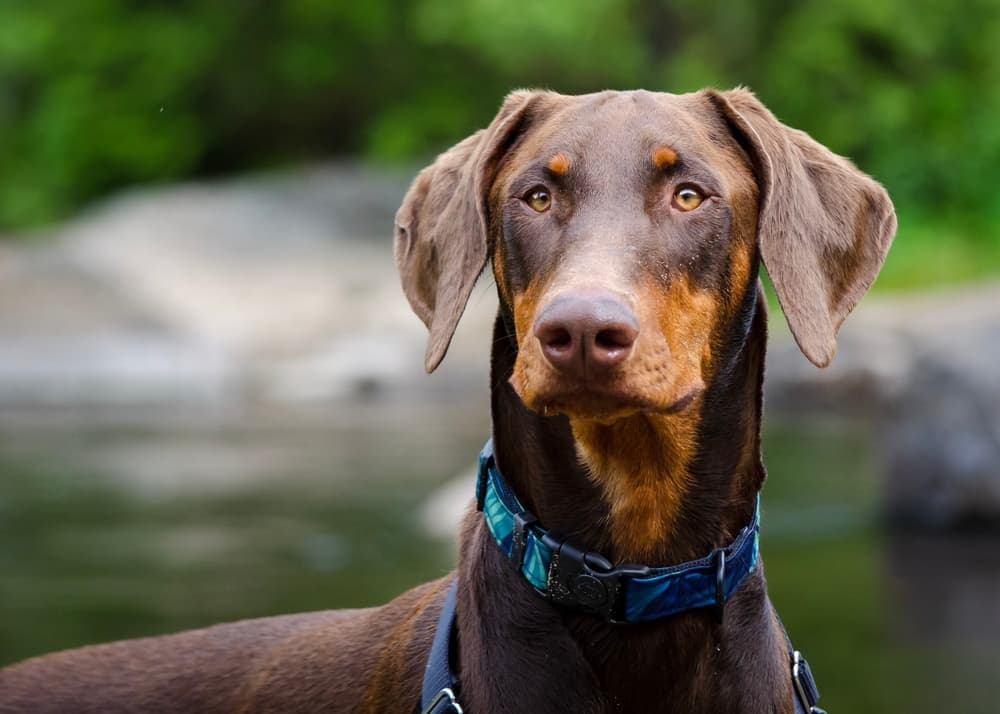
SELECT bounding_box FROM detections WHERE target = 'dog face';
[395,89,895,424]
[491,91,762,422]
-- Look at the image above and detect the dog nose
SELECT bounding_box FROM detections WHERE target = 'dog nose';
[533,291,638,379]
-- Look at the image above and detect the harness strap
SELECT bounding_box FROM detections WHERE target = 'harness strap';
[416,578,827,713]
[416,580,462,714]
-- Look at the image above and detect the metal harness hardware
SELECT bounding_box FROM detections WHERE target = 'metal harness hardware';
[792,649,827,714]
[420,687,462,714]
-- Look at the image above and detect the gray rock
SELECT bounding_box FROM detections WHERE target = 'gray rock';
[0,163,495,414]
[765,283,1000,528]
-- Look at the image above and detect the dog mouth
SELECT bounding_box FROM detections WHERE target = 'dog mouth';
[519,379,704,422]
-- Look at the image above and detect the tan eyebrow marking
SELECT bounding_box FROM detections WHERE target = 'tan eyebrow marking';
[546,153,571,176]
[652,146,678,169]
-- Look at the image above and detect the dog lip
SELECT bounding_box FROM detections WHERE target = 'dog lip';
[530,381,704,420]
[660,385,702,413]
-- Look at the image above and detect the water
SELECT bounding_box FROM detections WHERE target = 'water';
[0,403,996,712]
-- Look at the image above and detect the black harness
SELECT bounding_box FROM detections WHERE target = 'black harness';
[415,442,827,713]
[416,580,825,714]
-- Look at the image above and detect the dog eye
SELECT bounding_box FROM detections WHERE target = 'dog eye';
[672,185,704,212]
[524,186,552,213]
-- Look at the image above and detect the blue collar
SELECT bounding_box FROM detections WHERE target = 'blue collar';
[475,439,760,624]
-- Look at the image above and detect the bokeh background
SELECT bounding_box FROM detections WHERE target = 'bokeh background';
[1,1,998,711]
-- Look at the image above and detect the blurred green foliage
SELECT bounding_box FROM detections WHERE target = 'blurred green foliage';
[1,0,998,262]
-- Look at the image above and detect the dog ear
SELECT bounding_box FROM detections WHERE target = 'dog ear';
[705,88,897,368]
[394,91,540,373]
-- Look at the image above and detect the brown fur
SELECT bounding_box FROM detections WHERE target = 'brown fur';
[0,88,895,713]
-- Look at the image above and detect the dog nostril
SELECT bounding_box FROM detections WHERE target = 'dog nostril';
[590,324,636,368]
[536,323,578,370]
[595,327,635,350]
[545,328,573,350]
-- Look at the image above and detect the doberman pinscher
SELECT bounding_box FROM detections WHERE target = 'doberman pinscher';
[0,88,895,713]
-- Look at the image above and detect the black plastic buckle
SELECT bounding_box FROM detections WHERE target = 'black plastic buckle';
[713,549,727,624]
[509,511,538,569]
[540,531,650,623]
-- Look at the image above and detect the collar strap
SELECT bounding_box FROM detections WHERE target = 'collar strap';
[475,439,760,624]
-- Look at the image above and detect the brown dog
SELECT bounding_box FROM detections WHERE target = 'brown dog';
[0,88,894,713]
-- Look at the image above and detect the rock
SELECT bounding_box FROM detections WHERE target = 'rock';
[0,332,234,406]
[882,345,1000,529]
[420,468,476,540]
[888,530,1000,646]
[0,163,495,413]
[765,283,1000,528]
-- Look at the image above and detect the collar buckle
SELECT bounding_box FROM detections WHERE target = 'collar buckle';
[540,531,650,623]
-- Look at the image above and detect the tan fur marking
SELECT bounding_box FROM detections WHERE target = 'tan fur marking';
[547,153,571,175]
[652,145,678,169]
[727,246,752,310]
[572,408,700,560]
[656,274,718,382]
[509,279,550,407]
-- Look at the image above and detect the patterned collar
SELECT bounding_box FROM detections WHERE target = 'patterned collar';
[475,439,760,623]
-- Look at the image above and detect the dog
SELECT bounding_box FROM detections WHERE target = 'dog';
[0,87,895,713]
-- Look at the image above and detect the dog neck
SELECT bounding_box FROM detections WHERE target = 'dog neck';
[489,283,767,567]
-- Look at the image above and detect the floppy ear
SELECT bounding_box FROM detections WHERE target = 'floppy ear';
[394,91,540,373]
[706,88,897,367]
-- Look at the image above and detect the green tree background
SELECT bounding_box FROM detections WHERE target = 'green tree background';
[1,0,997,284]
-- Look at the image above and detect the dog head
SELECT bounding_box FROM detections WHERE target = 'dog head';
[395,89,895,423]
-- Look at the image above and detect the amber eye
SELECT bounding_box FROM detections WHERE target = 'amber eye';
[524,186,552,213]
[672,185,704,212]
